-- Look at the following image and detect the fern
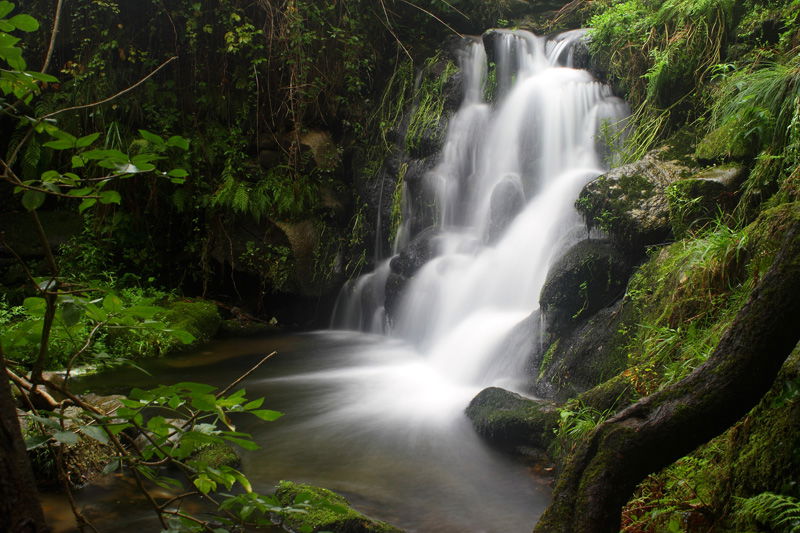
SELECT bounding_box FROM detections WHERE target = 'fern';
[737,492,800,533]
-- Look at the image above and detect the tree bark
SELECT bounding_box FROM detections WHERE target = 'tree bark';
[0,351,50,532]
[534,220,800,533]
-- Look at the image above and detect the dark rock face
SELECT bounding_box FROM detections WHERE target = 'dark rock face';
[465,387,559,453]
[487,175,526,243]
[384,228,439,320]
[576,149,692,256]
[534,299,629,401]
[539,239,631,335]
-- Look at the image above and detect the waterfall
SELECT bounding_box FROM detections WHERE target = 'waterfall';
[332,29,628,390]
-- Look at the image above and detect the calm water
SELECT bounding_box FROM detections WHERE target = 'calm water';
[56,331,549,533]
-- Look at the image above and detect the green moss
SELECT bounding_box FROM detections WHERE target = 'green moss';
[274,481,403,533]
[163,300,221,345]
[404,54,458,155]
[191,442,240,468]
[539,340,559,378]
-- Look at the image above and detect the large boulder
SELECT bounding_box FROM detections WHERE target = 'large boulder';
[539,239,632,335]
[576,149,693,255]
[534,299,629,401]
[465,387,559,455]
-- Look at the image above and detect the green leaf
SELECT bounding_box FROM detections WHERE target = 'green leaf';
[78,198,97,213]
[99,190,121,205]
[166,135,190,150]
[250,409,283,422]
[70,155,85,168]
[53,431,80,445]
[125,305,162,319]
[193,475,216,494]
[190,393,217,411]
[167,168,189,178]
[22,297,46,313]
[102,458,121,474]
[75,132,100,148]
[79,425,109,444]
[222,436,260,451]
[84,302,108,322]
[243,398,264,410]
[168,329,196,344]
[138,129,165,146]
[21,190,45,211]
[59,301,82,327]
[25,71,58,83]
[9,14,38,32]
[42,139,75,150]
[25,434,50,450]
[102,293,124,313]
[0,2,15,19]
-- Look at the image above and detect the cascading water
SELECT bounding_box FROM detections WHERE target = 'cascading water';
[333,30,628,388]
[250,29,629,533]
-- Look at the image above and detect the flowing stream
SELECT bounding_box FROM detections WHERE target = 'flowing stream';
[59,30,628,533]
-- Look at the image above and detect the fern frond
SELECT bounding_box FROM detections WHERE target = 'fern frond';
[737,492,800,533]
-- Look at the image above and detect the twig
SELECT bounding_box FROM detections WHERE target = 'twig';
[216,351,277,398]
[41,0,65,74]
[40,56,178,120]
[397,0,463,38]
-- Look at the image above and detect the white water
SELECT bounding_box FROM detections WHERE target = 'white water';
[333,30,628,393]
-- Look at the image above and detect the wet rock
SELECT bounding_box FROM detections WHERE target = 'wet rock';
[539,239,631,335]
[576,149,693,255]
[465,387,559,453]
[274,481,404,533]
[534,299,629,401]
[487,175,526,243]
[384,228,439,320]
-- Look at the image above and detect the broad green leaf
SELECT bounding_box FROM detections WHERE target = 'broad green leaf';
[25,71,58,83]
[138,129,165,146]
[78,198,97,213]
[102,293,124,313]
[79,425,109,444]
[84,302,108,322]
[21,190,45,211]
[9,14,38,32]
[42,139,75,150]
[59,301,82,327]
[243,398,264,410]
[75,132,100,148]
[102,458,120,474]
[0,2,15,19]
[175,382,216,394]
[22,297,45,313]
[167,168,188,178]
[0,19,14,31]
[190,393,217,411]
[53,431,80,445]
[168,329,196,344]
[193,475,215,494]
[71,155,85,168]
[166,135,190,150]
[25,434,50,450]
[99,190,121,205]
[250,409,283,422]
[222,436,259,451]
[125,305,162,319]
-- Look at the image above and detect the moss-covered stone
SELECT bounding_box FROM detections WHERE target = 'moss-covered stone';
[667,166,744,238]
[163,300,222,346]
[576,149,694,255]
[465,387,559,454]
[539,239,631,335]
[274,481,403,533]
[190,442,240,468]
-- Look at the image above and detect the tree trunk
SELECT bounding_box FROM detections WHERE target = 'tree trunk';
[0,351,50,533]
[534,220,800,533]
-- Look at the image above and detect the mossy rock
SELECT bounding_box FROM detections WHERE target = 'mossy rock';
[534,299,630,401]
[190,442,240,468]
[274,481,403,533]
[465,387,559,454]
[668,166,744,238]
[539,239,632,335]
[576,149,694,255]
[164,300,221,346]
[744,202,800,277]
[574,374,635,413]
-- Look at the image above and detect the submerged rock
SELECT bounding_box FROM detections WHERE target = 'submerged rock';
[274,481,403,533]
[465,387,559,454]
[384,228,439,320]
